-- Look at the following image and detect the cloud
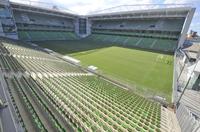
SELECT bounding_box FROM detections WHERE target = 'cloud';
[164,0,199,4]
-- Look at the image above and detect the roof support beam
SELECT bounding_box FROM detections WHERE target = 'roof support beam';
[178,8,195,48]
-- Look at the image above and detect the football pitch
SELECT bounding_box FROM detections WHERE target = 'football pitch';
[35,40,174,101]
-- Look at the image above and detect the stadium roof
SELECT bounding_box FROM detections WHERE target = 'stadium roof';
[10,0,194,16]
[10,0,77,15]
[88,4,194,15]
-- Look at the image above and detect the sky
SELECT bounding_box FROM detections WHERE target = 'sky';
[11,0,200,33]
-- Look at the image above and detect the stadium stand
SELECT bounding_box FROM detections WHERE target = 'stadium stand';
[7,2,190,53]
[18,31,77,41]
[0,38,83,73]
[92,19,184,32]
[1,2,190,53]
[0,1,197,131]
[85,34,177,52]
[36,75,162,131]
[0,35,172,132]
[86,8,192,52]
[11,4,78,41]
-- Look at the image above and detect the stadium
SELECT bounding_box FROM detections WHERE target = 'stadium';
[0,0,199,132]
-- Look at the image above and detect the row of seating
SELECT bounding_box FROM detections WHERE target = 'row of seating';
[20,76,66,131]
[14,11,74,29]
[0,54,25,72]
[92,30,179,39]
[3,42,59,60]
[4,76,47,131]
[17,57,82,73]
[18,31,78,41]
[0,43,9,54]
[35,76,161,132]
[4,76,27,131]
[0,39,84,73]
[85,34,177,52]
[92,19,184,32]
[17,24,74,32]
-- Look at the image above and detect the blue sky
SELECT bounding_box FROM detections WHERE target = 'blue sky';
[12,0,200,33]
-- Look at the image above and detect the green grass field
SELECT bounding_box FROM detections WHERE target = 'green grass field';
[35,40,174,101]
